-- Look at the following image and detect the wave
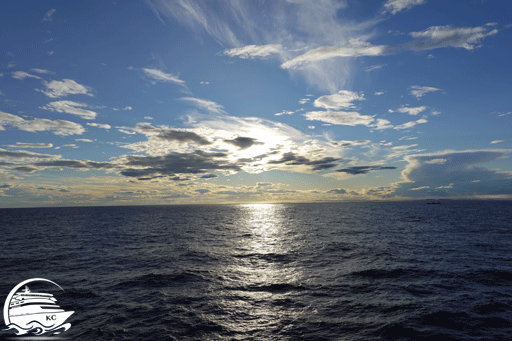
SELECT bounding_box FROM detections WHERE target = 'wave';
[3,322,71,336]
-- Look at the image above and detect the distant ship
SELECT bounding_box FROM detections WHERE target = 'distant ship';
[427,201,441,204]
[8,286,74,329]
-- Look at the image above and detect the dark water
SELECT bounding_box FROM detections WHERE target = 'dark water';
[1,201,512,340]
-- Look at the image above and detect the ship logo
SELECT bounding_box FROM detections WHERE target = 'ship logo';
[3,278,74,336]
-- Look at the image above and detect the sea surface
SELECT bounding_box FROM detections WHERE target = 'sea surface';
[1,201,512,340]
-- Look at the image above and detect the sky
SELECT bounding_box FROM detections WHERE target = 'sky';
[0,0,511,207]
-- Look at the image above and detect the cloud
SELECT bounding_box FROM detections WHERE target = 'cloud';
[37,79,93,98]
[298,98,309,104]
[142,68,185,86]
[144,116,153,120]
[145,0,376,92]
[117,150,242,179]
[12,71,41,80]
[394,149,512,197]
[275,110,295,116]
[363,64,386,72]
[42,9,56,21]
[200,173,218,179]
[383,0,426,15]
[409,85,441,99]
[370,118,394,130]
[268,152,341,171]
[157,129,212,145]
[490,140,503,144]
[313,90,365,110]
[181,97,225,114]
[393,118,428,130]
[223,137,264,150]
[0,148,59,160]
[4,143,53,148]
[223,44,282,59]
[0,111,84,136]
[407,25,499,51]
[281,40,389,69]
[75,139,94,143]
[390,105,428,116]
[336,165,397,175]
[304,111,374,126]
[87,122,111,130]
[31,68,54,74]
[195,189,210,194]
[40,100,98,120]
[328,188,346,195]
[144,0,242,46]
[374,91,384,96]
[329,140,370,147]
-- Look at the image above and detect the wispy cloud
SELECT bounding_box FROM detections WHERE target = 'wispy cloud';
[40,101,98,120]
[490,140,503,144]
[407,25,499,51]
[31,68,54,74]
[12,71,41,80]
[181,97,225,114]
[336,165,397,175]
[304,111,374,126]
[142,68,186,86]
[383,0,427,15]
[223,44,282,59]
[363,64,386,72]
[42,9,56,21]
[4,143,53,148]
[409,85,441,99]
[393,118,428,130]
[37,79,94,98]
[281,40,388,69]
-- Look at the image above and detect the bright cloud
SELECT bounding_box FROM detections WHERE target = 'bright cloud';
[40,101,98,120]
[409,85,441,99]
[142,68,186,85]
[313,90,365,110]
[37,79,94,98]
[408,25,499,51]
[223,44,282,59]
[391,105,428,116]
[383,0,427,15]
[86,122,111,130]
[281,41,389,69]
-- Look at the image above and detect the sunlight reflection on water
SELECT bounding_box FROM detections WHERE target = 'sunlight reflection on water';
[211,204,309,336]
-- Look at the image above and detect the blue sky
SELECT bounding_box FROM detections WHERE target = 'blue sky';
[1,0,511,207]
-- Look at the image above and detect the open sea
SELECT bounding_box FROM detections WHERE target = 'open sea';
[1,200,512,340]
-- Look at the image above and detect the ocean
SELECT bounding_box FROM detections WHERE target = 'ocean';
[1,200,511,340]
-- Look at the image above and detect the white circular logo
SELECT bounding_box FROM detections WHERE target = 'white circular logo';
[3,278,74,336]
